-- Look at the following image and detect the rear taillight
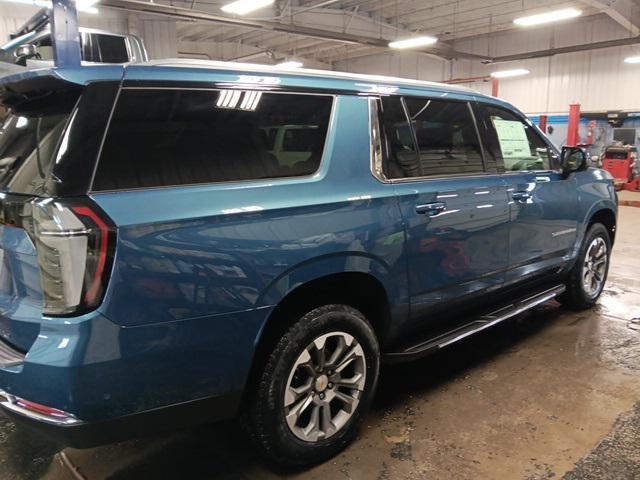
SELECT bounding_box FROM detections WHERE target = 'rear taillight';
[30,198,115,316]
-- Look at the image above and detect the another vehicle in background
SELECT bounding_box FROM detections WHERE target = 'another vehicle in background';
[0,9,147,68]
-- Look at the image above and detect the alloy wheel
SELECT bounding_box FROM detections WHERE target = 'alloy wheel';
[582,236,608,297]
[283,331,367,442]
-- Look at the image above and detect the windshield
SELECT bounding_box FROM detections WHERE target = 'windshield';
[0,112,70,194]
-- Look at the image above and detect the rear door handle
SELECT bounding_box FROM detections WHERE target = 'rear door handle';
[415,202,446,216]
[511,191,532,202]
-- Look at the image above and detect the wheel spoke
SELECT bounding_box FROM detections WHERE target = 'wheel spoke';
[320,403,335,437]
[334,390,356,413]
[284,379,313,407]
[334,345,359,374]
[313,336,328,370]
[303,404,321,441]
[326,336,347,367]
[335,372,365,391]
[286,393,314,427]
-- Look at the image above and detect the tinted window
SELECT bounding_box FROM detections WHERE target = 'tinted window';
[379,96,418,179]
[93,90,333,191]
[479,104,551,172]
[404,97,484,177]
[96,34,129,63]
[0,112,71,194]
[81,33,100,62]
[282,128,321,152]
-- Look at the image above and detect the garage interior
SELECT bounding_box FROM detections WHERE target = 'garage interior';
[1,0,640,478]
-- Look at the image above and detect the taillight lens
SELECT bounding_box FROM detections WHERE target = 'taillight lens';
[30,198,115,316]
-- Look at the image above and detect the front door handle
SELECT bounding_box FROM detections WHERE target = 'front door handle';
[415,202,446,216]
[511,191,532,202]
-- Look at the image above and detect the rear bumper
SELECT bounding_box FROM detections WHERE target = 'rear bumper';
[0,306,272,446]
[1,390,240,448]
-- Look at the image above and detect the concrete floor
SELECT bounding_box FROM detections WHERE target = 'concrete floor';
[2,208,639,480]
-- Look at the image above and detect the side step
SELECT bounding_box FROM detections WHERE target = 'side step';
[383,284,566,363]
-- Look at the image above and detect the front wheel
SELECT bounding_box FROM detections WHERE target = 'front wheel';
[243,304,380,468]
[559,223,611,310]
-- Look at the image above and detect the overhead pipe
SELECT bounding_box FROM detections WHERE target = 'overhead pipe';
[484,36,640,63]
[443,75,499,97]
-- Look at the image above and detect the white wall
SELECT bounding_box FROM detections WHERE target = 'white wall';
[336,14,640,115]
[450,14,640,113]
[334,52,449,82]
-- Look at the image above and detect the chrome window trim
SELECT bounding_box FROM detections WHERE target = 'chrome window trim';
[368,97,387,184]
[89,87,337,193]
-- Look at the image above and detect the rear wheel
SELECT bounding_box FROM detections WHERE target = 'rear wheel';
[559,223,611,310]
[243,304,379,468]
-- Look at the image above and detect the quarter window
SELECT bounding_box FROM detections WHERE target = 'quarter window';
[93,89,333,191]
[479,104,552,172]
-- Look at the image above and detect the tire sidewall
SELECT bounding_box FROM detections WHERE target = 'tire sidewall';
[262,305,379,465]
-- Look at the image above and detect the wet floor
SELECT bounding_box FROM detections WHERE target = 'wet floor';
[1,207,639,480]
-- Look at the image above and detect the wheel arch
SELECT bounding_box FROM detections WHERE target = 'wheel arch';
[587,206,617,245]
[242,269,396,406]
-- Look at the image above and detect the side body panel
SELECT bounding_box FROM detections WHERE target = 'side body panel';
[83,94,408,419]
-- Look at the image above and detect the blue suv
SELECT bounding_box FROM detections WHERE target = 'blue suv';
[0,61,617,467]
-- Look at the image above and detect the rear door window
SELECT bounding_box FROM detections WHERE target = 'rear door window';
[379,96,485,179]
[93,89,333,191]
[404,97,484,177]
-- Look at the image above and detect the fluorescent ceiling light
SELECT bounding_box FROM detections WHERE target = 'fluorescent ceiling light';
[75,0,98,12]
[624,56,640,64]
[514,8,581,26]
[275,60,303,68]
[388,36,438,49]
[490,69,530,78]
[221,0,274,15]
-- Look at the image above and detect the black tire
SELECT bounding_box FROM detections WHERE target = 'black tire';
[242,304,380,468]
[559,223,611,310]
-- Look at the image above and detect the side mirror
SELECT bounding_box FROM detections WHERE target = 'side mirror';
[561,146,587,177]
[14,44,39,66]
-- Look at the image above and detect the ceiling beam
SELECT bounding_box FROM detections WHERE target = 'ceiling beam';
[585,0,640,35]
[100,0,490,60]
[484,34,640,62]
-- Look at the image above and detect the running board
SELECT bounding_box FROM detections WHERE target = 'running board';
[383,284,566,363]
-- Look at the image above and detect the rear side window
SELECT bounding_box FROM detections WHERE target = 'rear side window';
[96,34,129,63]
[82,34,129,63]
[93,89,333,191]
[478,104,552,172]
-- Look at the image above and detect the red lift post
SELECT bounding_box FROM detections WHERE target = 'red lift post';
[539,115,548,133]
[567,104,581,147]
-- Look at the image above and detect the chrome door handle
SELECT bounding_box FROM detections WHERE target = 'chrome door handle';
[415,202,446,216]
[512,191,531,202]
